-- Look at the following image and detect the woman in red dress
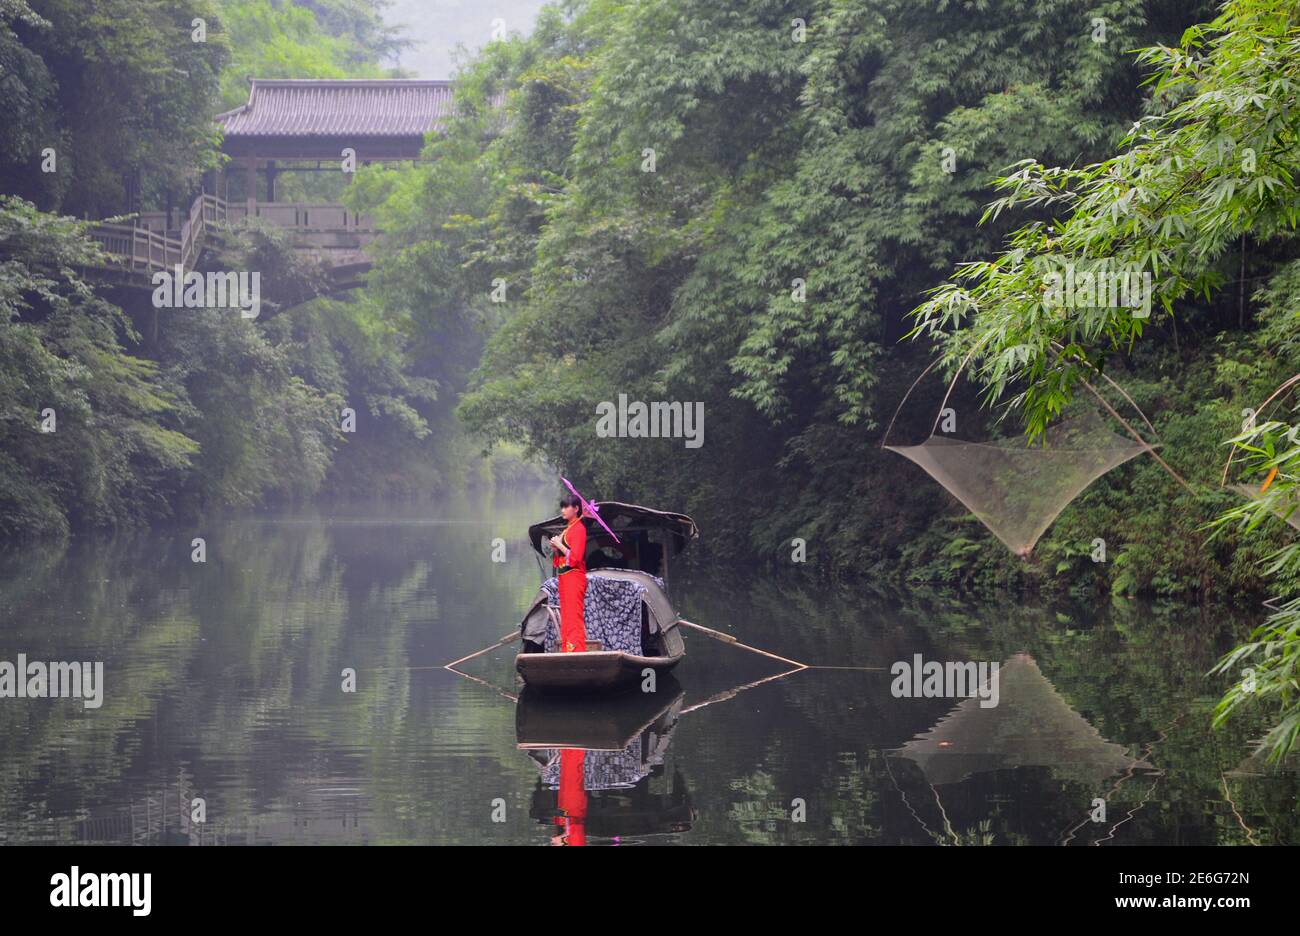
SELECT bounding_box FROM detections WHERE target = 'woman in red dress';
[549,493,588,652]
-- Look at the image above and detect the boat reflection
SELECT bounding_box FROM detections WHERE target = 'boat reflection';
[517,683,694,844]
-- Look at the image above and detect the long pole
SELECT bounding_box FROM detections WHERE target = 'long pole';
[1079,377,1196,495]
[442,630,518,671]
[676,619,808,670]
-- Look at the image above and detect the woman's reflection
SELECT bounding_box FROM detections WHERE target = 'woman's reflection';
[551,748,588,846]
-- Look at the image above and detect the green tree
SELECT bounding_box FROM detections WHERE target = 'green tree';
[910,0,1300,759]
[425,0,1218,570]
[216,0,407,107]
[0,0,227,216]
[0,197,198,536]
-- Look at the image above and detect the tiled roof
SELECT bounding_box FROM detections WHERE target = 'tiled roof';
[216,79,456,138]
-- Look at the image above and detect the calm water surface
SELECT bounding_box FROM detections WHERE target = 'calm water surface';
[0,487,1294,845]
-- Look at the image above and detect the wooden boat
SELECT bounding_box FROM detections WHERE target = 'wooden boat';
[515,645,682,693]
[515,503,698,694]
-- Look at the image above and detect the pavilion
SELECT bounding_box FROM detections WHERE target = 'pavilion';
[88,79,464,284]
[215,78,456,212]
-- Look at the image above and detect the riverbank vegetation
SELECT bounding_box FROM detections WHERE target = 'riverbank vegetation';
[0,0,538,539]
[356,0,1298,754]
[911,0,1300,760]
[2,1,1299,752]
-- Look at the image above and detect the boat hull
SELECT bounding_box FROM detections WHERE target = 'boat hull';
[515,649,683,694]
[515,685,684,749]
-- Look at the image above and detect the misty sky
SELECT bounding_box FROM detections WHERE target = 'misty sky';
[385,0,552,79]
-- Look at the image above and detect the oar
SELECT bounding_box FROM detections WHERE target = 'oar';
[676,620,885,671]
[442,630,518,670]
[676,619,808,670]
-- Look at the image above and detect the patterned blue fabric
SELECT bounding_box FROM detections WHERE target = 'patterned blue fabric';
[540,739,647,790]
[539,574,663,654]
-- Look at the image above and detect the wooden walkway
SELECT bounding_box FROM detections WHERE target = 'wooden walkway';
[86,190,376,276]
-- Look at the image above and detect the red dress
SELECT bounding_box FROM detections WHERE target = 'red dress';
[553,517,587,652]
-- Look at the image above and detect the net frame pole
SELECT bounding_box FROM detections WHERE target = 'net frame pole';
[881,331,998,448]
[1044,342,1196,495]
[1076,377,1195,495]
[1220,373,1300,486]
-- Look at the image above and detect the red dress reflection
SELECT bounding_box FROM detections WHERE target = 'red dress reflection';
[551,748,587,846]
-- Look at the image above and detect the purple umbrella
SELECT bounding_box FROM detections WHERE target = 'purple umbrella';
[560,476,621,545]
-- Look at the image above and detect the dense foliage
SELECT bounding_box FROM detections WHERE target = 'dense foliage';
[0,0,521,538]
[218,0,409,107]
[347,0,1299,753]
[909,0,1300,756]
[0,0,226,216]
[365,0,1227,584]
[4,0,1300,753]
[0,197,196,536]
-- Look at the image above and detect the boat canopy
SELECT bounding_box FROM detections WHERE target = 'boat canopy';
[528,502,698,575]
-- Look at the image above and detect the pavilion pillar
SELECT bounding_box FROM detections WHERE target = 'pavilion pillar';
[245,154,258,215]
[266,160,277,202]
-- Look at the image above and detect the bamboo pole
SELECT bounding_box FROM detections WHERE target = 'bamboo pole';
[1079,376,1196,495]
[930,331,999,438]
[676,619,808,670]
[442,630,518,671]
[1220,372,1300,485]
[805,664,889,671]
[882,355,941,448]
[445,667,519,703]
[1042,341,1195,493]
[679,666,807,715]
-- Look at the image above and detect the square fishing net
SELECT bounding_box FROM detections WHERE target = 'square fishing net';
[885,409,1149,556]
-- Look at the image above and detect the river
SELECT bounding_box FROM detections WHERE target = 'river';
[0,485,1293,845]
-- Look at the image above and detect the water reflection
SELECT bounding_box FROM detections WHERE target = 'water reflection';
[518,688,692,844]
[887,653,1159,846]
[892,653,1155,788]
[0,489,1296,845]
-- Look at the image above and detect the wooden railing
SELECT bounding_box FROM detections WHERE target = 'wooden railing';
[224,202,376,231]
[87,191,227,275]
[87,193,374,276]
